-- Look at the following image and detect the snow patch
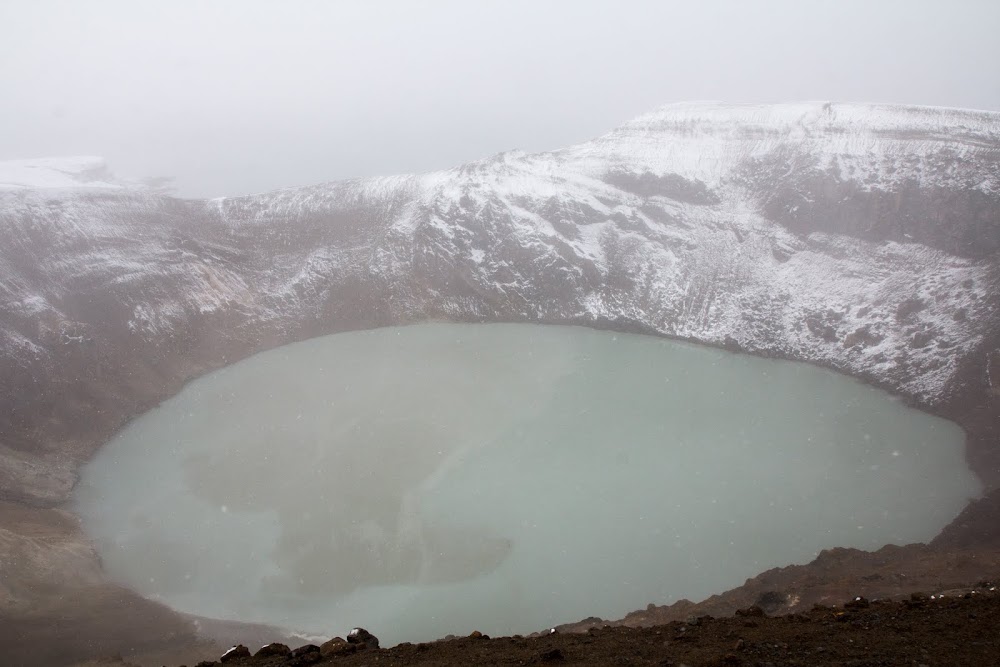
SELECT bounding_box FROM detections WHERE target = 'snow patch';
[0,157,139,191]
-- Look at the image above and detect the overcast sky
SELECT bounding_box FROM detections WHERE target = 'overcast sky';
[2,0,998,198]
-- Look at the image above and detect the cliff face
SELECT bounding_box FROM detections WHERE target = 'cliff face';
[0,102,998,662]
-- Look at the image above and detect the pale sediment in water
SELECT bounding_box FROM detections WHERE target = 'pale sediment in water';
[71,323,980,645]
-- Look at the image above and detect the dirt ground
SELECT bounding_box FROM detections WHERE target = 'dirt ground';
[116,583,1000,667]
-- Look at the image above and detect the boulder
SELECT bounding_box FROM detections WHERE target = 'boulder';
[219,644,250,662]
[320,637,355,656]
[347,627,380,649]
[255,642,291,657]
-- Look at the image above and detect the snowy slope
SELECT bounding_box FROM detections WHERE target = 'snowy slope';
[208,102,998,399]
[0,156,140,191]
[0,102,998,505]
[576,102,1000,191]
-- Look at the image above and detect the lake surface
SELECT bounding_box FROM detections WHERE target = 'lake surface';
[72,323,980,644]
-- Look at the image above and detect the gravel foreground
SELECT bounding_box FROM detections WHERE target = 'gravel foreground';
[128,584,1000,667]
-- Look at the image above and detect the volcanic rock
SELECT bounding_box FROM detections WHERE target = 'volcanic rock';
[219,644,250,662]
[347,627,379,648]
[254,642,291,657]
[319,637,353,656]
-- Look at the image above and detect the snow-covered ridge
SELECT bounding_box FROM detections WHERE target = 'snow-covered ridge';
[0,102,998,506]
[205,101,1000,215]
[202,102,999,404]
[0,156,138,191]
[621,101,1000,137]
[563,101,1000,192]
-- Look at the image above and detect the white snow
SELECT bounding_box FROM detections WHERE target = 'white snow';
[0,156,137,191]
[2,102,997,409]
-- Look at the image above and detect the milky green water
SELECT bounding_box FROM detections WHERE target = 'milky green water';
[72,323,979,644]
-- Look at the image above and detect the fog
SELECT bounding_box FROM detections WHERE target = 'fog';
[2,0,999,198]
[73,324,979,644]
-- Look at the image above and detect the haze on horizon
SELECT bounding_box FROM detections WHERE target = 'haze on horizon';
[1,0,998,198]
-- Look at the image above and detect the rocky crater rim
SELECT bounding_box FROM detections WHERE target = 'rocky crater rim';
[0,104,997,646]
[0,104,996,503]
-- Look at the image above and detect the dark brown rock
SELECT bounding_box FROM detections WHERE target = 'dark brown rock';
[347,627,379,649]
[539,647,564,661]
[254,642,291,657]
[320,637,354,657]
[290,643,321,657]
[754,591,788,613]
[735,605,766,617]
[930,488,1000,550]
[219,644,250,662]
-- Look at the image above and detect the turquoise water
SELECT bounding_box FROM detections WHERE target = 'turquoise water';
[72,323,979,644]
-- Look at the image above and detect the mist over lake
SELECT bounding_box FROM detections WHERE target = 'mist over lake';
[71,323,979,644]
